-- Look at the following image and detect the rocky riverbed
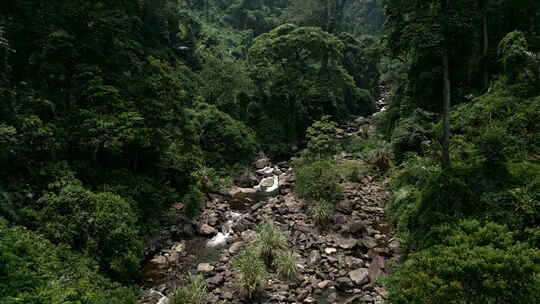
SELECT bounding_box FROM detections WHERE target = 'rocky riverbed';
[140,117,400,304]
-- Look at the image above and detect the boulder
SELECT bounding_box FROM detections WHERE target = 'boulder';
[335,238,358,250]
[197,263,215,273]
[349,221,367,236]
[208,273,225,286]
[228,241,244,254]
[198,224,217,236]
[362,237,378,249]
[150,255,167,267]
[369,255,386,283]
[254,158,270,169]
[233,172,258,188]
[349,268,370,286]
[354,116,369,126]
[324,247,337,254]
[228,186,257,201]
[256,166,275,177]
[259,176,275,188]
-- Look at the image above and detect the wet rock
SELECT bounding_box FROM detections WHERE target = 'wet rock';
[259,176,275,188]
[197,263,215,273]
[157,296,170,304]
[349,268,370,286]
[198,224,217,236]
[140,289,165,303]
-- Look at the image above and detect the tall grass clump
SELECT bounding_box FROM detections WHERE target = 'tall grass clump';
[232,247,268,299]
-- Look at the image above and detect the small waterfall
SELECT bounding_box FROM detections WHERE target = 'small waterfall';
[206,211,243,248]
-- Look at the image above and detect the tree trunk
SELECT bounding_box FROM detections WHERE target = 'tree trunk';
[441,0,451,169]
[482,2,489,90]
[442,45,451,169]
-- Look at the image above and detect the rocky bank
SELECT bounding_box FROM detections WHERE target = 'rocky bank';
[140,117,399,304]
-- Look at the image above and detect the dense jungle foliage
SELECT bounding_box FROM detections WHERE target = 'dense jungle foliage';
[0,0,539,303]
[0,0,383,302]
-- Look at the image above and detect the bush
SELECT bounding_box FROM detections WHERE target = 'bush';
[173,274,208,304]
[0,220,137,304]
[37,182,142,282]
[232,247,268,299]
[385,220,540,304]
[338,160,369,183]
[254,222,287,266]
[273,250,299,281]
[295,159,343,203]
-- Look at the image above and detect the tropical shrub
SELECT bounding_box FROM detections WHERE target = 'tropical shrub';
[0,220,137,304]
[36,182,142,282]
[385,220,540,304]
[295,159,342,203]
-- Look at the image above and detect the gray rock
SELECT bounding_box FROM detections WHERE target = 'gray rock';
[369,255,386,283]
[228,241,244,254]
[228,186,257,201]
[336,277,353,290]
[335,238,358,250]
[325,247,337,254]
[233,172,258,187]
[308,250,321,264]
[349,268,370,285]
[150,255,167,267]
[354,116,369,126]
[362,237,378,249]
[208,273,225,286]
[317,280,333,289]
[349,221,367,236]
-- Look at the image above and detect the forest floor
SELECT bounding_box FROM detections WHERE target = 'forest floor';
[140,117,400,304]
